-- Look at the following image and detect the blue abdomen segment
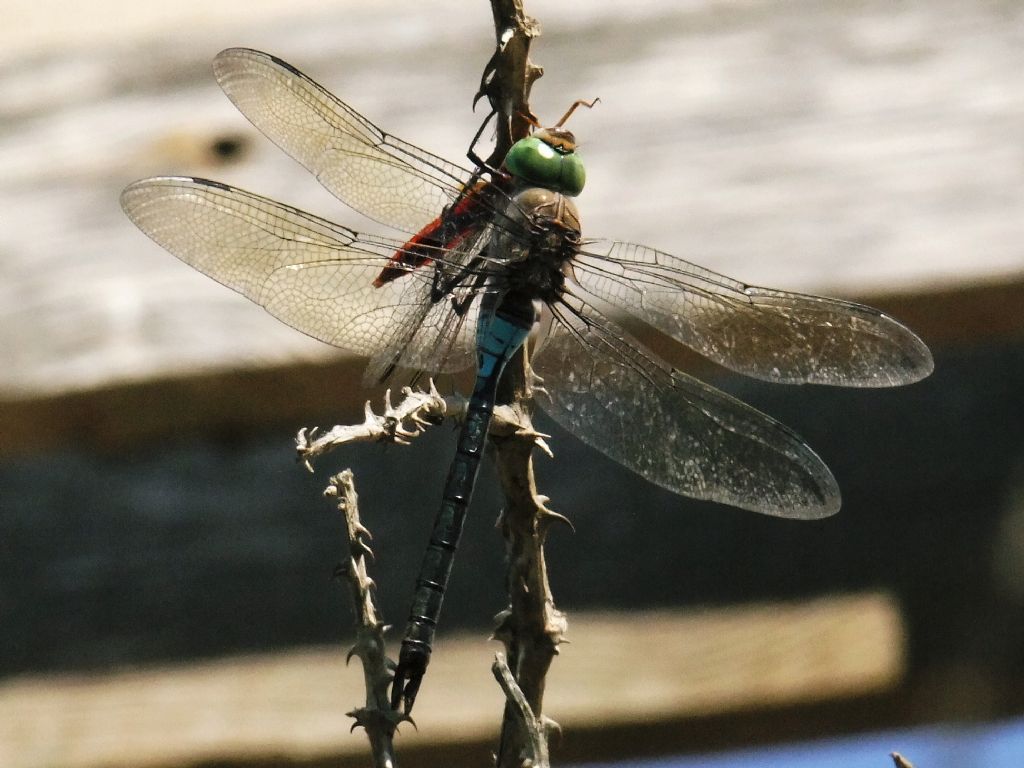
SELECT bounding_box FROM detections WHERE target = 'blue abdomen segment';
[476,311,533,380]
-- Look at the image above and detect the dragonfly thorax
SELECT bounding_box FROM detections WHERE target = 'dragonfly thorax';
[490,185,581,305]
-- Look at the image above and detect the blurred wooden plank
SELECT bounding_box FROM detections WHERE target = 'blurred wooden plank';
[1,0,1023,406]
[3,270,1020,459]
[0,594,903,768]
[1,0,352,63]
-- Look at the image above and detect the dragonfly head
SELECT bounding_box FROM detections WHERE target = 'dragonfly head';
[504,98,597,197]
[504,129,586,197]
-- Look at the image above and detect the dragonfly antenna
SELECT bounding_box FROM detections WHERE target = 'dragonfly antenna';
[554,98,600,128]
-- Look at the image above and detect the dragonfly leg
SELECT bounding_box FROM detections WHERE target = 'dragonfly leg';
[451,269,491,317]
[466,107,501,174]
[429,254,488,304]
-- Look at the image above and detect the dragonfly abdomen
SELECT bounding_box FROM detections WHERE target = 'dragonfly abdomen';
[392,297,535,712]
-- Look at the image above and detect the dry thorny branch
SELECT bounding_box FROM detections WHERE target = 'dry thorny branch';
[308,373,563,766]
[296,381,552,468]
[325,470,402,768]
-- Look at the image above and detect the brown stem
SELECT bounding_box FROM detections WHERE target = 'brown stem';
[491,400,568,767]
[326,471,405,767]
[480,0,543,168]
[480,6,567,763]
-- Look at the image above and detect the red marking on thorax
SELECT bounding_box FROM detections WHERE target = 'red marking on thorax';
[372,179,501,287]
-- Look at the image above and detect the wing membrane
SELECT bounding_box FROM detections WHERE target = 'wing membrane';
[573,239,933,387]
[213,47,473,235]
[120,176,479,372]
[532,299,841,518]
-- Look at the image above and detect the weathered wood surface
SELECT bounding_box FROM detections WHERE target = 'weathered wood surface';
[1,0,1023,402]
[0,595,903,768]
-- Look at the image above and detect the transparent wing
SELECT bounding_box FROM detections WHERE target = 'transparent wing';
[363,223,496,383]
[572,239,933,387]
[120,176,480,374]
[213,47,473,235]
[531,298,841,518]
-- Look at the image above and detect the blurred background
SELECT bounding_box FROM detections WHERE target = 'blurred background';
[2,0,1023,765]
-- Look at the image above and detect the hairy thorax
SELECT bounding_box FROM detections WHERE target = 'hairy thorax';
[491,185,582,304]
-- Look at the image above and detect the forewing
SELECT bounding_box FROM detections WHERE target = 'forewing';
[531,299,841,518]
[573,240,933,387]
[213,47,472,235]
[120,176,477,372]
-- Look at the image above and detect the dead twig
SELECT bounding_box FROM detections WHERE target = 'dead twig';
[297,383,448,468]
[492,653,561,768]
[297,382,551,469]
[325,470,406,767]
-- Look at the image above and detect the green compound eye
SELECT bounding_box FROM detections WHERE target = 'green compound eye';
[558,152,585,197]
[505,136,586,196]
[506,137,559,188]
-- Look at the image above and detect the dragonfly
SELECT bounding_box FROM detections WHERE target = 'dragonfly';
[121,48,933,713]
